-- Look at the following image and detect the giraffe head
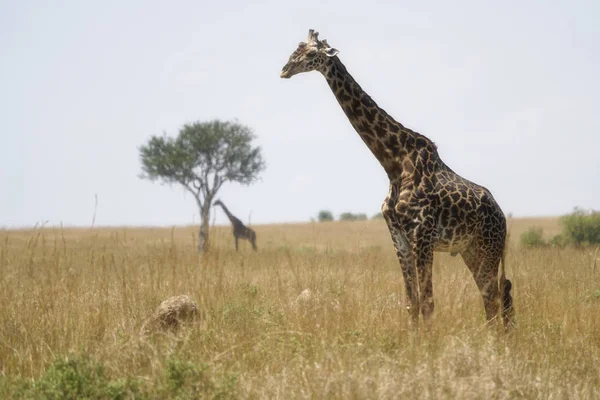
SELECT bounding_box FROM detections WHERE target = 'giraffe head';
[280,29,339,79]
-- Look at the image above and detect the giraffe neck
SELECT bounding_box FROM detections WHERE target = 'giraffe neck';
[320,57,434,178]
[217,203,235,222]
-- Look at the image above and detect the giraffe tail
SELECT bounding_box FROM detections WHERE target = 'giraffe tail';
[500,250,515,330]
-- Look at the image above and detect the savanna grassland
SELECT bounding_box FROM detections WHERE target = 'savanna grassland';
[1,217,599,399]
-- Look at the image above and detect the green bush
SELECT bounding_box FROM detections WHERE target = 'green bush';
[19,355,140,400]
[520,227,546,247]
[3,354,238,399]
[549,234,569,248]
[560,208,600,246]
[164,358,213,398]
[339,212,367,221]
[317,210,334,222]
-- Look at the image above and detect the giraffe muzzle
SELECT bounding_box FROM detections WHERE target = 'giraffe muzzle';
[280,64,293,78]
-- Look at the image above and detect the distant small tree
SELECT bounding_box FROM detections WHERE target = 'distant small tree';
[339,212,368,221]
[560,207,600,246]
[139,120,265,252]
[549,233,568,248]
[317,210,334,222]
[520,227,546,247]
[339,212,353,221]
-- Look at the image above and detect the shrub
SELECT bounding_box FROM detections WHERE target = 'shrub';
[520,227,546,247]
[549,234,569,248]
[164,358,213,397]
[317,210,334,222]
[20,355,140,400]
[339,212,367,221]
[560,207,600,246]
[5,354,234,399]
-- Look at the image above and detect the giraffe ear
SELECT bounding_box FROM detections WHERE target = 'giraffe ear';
[324,47,339,57]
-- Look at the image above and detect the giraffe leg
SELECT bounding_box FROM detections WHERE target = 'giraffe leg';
[234,235,239,251]
[402,255,420,325]
[460,247,501,324]
[415,244,435,321]
[399,243,420,325]
[501,278,515,331]
[384,218,419,325]
[409,215,437,322]
[383,187,421,325]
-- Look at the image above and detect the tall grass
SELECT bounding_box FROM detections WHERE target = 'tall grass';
[1,218,599,398]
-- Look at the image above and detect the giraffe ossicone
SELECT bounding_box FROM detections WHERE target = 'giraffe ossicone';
[280,29,515,331]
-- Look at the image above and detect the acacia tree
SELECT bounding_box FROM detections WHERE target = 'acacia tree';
[139,120,265,252]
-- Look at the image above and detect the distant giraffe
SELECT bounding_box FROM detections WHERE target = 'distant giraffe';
[280,29,514,330]
[213,199,257,251]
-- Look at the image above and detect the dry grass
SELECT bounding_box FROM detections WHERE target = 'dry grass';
[1,217,599,398]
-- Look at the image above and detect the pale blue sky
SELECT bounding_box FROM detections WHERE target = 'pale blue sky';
[1,0,599,227]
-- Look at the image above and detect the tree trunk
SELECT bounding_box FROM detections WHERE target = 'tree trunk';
[197,201,211,253]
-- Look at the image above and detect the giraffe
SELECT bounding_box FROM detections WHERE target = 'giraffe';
[213,199,258,251]
[280,29,514,330]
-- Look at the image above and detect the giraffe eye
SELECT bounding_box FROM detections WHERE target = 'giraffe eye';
[306,50,317,57]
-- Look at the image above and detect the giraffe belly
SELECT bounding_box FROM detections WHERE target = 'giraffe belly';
[434,230,473,254]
